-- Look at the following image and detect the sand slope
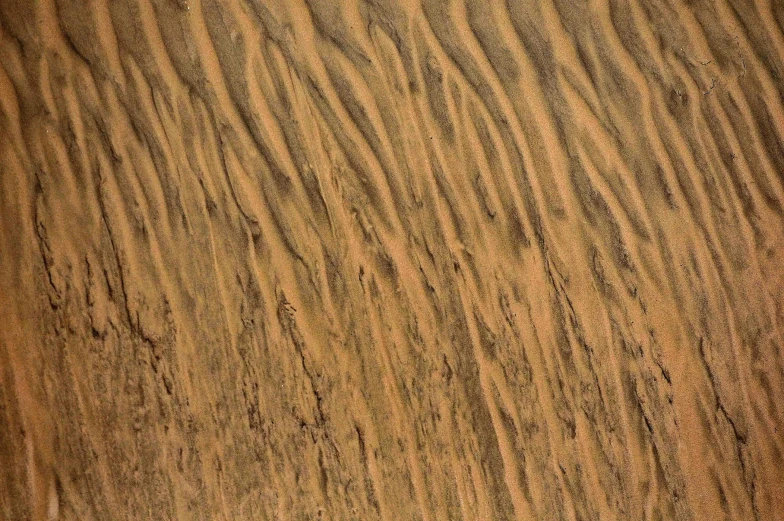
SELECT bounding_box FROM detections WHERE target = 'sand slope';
[1,0,783,519]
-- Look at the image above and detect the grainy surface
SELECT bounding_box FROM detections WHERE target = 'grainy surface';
[1,0,784,519]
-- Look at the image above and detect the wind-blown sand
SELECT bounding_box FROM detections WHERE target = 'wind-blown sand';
[1,0,783,519]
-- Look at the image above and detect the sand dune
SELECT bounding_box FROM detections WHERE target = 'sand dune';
[1,0,783,519]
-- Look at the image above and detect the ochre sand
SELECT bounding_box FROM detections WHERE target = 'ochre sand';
[1,0,784,519]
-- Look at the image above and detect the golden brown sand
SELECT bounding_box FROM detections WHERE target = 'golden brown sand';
[1,0,783,519]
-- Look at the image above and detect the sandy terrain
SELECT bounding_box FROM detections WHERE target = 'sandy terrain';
[1,0,783,519]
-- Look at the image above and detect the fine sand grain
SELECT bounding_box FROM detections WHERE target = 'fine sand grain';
[1,0,784,519]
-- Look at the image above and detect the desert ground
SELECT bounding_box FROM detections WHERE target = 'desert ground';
[1,0,784,519]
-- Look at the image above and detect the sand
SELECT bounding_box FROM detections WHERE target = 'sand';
[1,0,783,519]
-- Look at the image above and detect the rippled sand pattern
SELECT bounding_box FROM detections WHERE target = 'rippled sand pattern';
[2,0,784,519]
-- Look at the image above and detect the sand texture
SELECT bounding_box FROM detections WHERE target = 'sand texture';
[2,0,784,519]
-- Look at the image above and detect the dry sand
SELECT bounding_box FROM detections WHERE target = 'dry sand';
[1,0,784,519]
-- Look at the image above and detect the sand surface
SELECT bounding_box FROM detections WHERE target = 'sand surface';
[2,0,784,519]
